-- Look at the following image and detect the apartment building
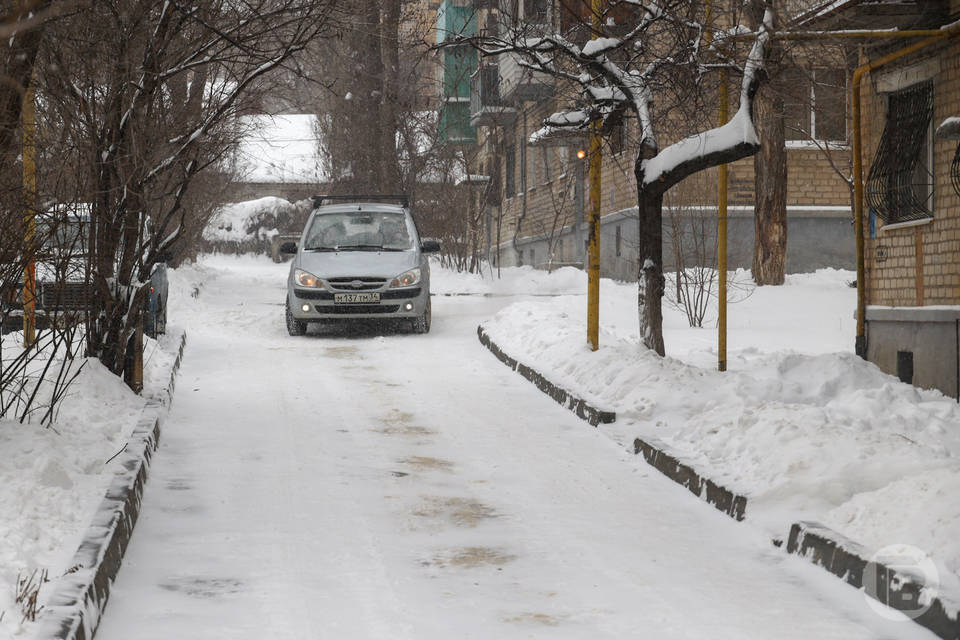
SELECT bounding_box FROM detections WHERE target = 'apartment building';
[808,0,960,398]
[435,0,855,281]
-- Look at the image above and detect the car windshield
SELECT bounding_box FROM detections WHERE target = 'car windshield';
[303,211,413,251]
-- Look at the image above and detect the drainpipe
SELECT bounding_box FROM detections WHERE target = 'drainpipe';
[851,26,960,358]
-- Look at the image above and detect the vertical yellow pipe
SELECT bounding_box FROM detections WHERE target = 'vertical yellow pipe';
[717,71,728,372]
[586,0,602,351]
[22,77,37,347]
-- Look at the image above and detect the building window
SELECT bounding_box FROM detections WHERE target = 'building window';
[557,146,569,177]
[517,249,523,266]
[615,224,622,257]
[783,68,847,143]
[540,147,551,184]
[530,248,535,266]
[505,142,516,197]
[609,117,626,155]
[867,81,934,225]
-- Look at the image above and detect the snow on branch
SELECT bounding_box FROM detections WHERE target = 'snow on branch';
[640,7,773,191]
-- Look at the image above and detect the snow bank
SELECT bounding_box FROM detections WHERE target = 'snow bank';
[475,267,960,584]
[0,330,181,637]
[203,197,310,255]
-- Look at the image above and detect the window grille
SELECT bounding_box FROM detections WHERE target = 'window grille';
[866,81,934,224]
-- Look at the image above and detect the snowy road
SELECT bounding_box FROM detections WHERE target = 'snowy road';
[96,257,933,640]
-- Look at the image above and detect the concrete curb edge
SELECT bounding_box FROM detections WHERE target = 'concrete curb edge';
[786,521,959,640]
[476,324,747,521]
[477,324,958,638]
[34,331,188,640]
[632,437,747,521]
[477,326,615,426]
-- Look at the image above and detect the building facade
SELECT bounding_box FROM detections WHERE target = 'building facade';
[435,0,857,282]
[837,0,960,399]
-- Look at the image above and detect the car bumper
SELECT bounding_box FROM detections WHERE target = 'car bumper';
[288,286,428,321]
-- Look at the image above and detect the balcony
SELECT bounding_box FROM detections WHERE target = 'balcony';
[498,52,553,103]
[439,100,477,146]
[469,63,516,127]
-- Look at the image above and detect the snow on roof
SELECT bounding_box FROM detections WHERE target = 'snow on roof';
[233,114,327,184]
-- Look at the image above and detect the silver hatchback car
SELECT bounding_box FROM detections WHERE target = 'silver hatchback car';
[282,197,440,335]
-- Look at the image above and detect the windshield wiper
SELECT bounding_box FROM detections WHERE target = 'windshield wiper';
[336,244,385,251]
[303,246,338,252]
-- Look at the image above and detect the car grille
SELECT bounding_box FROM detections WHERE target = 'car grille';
[326,277,387,291]
[297,287,420,301]
[381,288,420,300]
[315,304,400,315]
[294,288,331,300]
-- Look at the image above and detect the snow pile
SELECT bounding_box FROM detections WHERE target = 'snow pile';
[203,197,306,253]
[476,267,960,587]
[0,331,180,637]
[432,264,587,296]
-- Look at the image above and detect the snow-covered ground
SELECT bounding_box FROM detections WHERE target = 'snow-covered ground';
[3,253,956,638]
[478,264,960,612]
[86,255,938,638]
[0,329,181,636]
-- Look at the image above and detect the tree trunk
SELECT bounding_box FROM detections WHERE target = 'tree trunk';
[380,0,401,194]
[637,190,665,356]
[752,77,787,285]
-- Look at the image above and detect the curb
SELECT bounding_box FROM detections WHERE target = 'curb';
[477,326,615,426]
[35,331,188,640]
[476,325,746,521]
[786,521,959,640]
[632,438,748,521]
[477,326,958,638]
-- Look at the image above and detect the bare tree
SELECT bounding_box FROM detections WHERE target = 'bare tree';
[445,0,774,355]
[33,0,339,384]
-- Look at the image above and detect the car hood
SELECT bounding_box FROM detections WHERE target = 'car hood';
[297,249,419,280]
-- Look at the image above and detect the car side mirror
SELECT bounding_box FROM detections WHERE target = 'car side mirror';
[280,241,298,254]
[421,239,441,253]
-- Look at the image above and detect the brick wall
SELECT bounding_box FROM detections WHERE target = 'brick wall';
[862,40,960,307]
[490,96,854,268]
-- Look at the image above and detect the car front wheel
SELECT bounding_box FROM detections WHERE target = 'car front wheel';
[286,300,306,336]
[411,298,431,334]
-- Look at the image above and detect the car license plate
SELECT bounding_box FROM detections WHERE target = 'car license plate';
[334,292,380,304]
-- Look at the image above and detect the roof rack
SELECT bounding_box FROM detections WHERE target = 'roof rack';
[311,194,410,209]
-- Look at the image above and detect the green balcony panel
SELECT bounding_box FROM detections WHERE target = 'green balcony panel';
[439,102,477,146]
[436,0,478,44]
[442,46,477,99]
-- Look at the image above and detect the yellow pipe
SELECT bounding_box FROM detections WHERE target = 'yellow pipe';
[718,70,728,372]
[22,77,36,347]
[852,28,960,358]
[586,0,602,351]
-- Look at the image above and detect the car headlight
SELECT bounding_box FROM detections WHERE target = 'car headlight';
[390,267,421,288]
[294,269,324,288]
